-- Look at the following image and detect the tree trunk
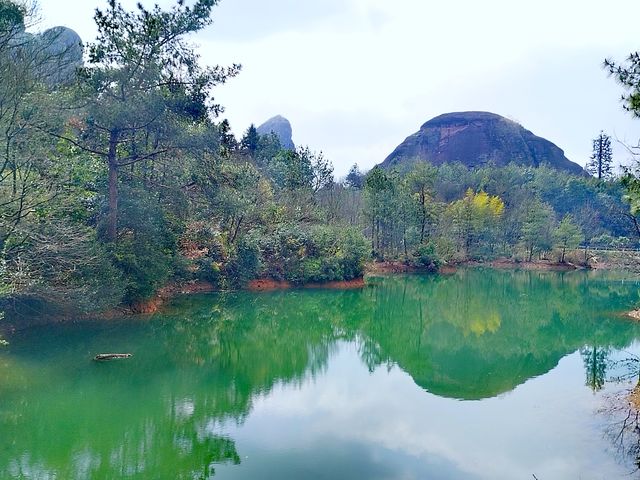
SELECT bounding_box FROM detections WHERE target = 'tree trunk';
[106,131,119,242]
[420,188,426,243]
[403,225,407,258]
[230,216,244,244]
[627,213,640,240]
[371,214,375,253]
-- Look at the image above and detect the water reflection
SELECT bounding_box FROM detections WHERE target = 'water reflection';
[0,269,640,478]
[581,346,609,392]
[360,270,640,399]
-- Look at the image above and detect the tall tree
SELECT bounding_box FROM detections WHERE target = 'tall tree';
[520,198,555,261]
[405,162,437,243]
[58,0,239,242]
[446,189,504,258]
[553,215,584,262]
[364,166,392,255]
[586,131,613,180]
[305,148,333,193]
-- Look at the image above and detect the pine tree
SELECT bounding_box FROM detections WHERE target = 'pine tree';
[344,163,364,189]
[56,0,240,242]
[241,124,260,155]
[586,131,613,180]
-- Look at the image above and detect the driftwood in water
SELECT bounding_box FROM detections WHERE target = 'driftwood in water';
[94,353,132,361]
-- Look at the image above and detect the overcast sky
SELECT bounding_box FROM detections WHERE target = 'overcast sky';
[38,0,640,176]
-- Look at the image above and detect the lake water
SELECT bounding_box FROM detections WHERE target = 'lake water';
[2,269,640,479]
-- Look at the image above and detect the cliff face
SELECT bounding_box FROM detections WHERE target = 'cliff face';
[381,111,584,175]
[257,115,295,150]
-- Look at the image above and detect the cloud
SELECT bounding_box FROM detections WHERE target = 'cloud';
[205,0,350,42]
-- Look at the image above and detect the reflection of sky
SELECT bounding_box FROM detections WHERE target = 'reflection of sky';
[216,342,627,480]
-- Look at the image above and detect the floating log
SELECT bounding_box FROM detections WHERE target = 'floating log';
[94,353,132,361]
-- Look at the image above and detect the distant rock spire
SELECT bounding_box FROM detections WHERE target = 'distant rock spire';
[257,115,295,150]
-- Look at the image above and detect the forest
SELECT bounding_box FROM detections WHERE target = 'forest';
[2,0,640,320]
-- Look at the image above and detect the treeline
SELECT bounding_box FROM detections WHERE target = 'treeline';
[324,162,639,265]
[1,0,640,319]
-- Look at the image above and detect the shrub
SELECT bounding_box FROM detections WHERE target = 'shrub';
[226,236,261,287]
[258,225,369,284]
[410,243,440,271]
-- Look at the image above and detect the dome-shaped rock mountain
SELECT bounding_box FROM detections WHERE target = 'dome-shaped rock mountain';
[381,111,584,175]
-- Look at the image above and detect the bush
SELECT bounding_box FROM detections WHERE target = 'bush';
[226,236,261,287]
[410,243,440,271]
[258,225,369,284]
[111,187,177,304]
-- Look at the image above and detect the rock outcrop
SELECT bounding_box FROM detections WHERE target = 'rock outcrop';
[9,25,83,85]
[257,115,295,150]
[39,26,83,84]
[381,111,584,175]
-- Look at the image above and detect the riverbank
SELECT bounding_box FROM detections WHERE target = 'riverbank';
[247,278,366,291]
[367,258,583,275]
[2,254,638,336]
[588,250,640,273]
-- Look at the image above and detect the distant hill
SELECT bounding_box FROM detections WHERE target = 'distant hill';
[257,115,295,150]
[381,111,584,175]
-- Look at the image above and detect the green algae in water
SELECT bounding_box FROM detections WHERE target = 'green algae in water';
[1,269,640,479]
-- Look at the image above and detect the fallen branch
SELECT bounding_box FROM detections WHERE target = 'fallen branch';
[93,353,133,361]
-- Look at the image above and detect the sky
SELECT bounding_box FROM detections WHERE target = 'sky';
[38,0,640,177]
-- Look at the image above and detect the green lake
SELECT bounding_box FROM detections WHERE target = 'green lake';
[3,269,640,479]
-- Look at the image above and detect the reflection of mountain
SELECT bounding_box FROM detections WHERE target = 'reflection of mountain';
[1,270,639,476]
[360,270,640,399]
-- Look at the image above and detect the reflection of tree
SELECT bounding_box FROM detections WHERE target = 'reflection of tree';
[581,346,609,392]
[356,270,640,399]
[598,353,640,472]
[602,393,640,471]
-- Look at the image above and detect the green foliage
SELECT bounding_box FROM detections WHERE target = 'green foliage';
[605,52,640,230]
[0,0,25,33]
[445,189,505,259]
[605,52,640,117]
[553,215,584,262]
[520,198,555,261]
[240,124,260,154]
[110,186,176,304]
[254,132,282,165]
[364,166,394,256]
[410,243,440,270]
[344,163,364,189]
[269,149,314,191]
[68,0,240,241]
[5,1,640,323]
[227,236,262,285]
[259,225,369,284]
